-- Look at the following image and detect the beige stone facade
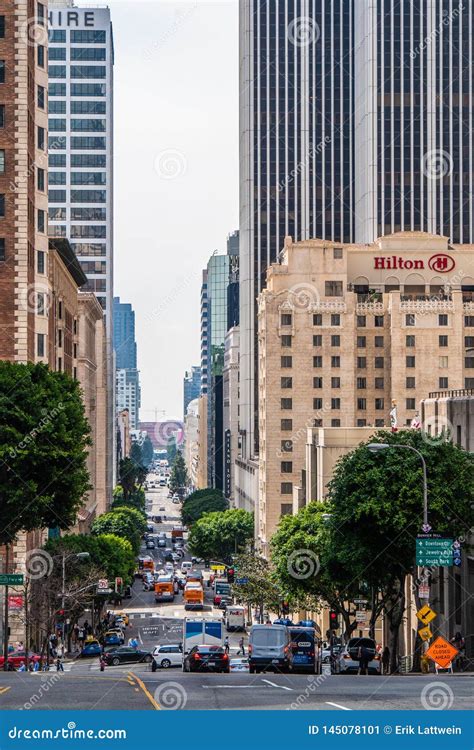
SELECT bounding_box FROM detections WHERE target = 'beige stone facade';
[257,231,474,548]
[117,408,131,462]
[196,394,208,489]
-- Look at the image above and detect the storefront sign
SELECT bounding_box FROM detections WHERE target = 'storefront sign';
[373,254,455,273]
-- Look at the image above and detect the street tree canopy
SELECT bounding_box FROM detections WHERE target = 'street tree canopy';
[91,506,147,555]
[169,451,188,495]
[0,362,91,545]
[181,488,227,526]
[45,532,135,584]
[188,508,254,562]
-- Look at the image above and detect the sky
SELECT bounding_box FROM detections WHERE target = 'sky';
[77,0,239,421]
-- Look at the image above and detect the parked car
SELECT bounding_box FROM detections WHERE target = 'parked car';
[229,657,249,673]
[183,645,229,673]
[101,631,123,647]
[152,644,183,669]
[335,637,380,675]
[273,618,294,626]
[103,647,152,667]
[80,640,102,658]
[0,650,41,669]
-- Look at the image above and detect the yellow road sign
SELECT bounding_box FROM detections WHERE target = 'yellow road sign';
[416,604,437,626]
[418,626,432,642]
[211,565,226,571]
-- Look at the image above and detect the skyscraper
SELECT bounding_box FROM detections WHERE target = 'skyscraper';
[183,365,201,418]
[238,0,474,491]
[200,270,208,395]
[113,296,137,369]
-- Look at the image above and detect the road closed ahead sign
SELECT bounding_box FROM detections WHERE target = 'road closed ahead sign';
[425,636,459,669]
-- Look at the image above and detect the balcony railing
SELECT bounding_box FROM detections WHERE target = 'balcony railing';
[428,388,474,399]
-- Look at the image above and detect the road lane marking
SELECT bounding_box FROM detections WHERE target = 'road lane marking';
[128,671,160,710]
[201,685,255,689]
[326,701,352,710]
[261,679,293,691]
[0,687,11,694]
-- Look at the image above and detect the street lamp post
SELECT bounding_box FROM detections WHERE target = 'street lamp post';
[367,443,429,531]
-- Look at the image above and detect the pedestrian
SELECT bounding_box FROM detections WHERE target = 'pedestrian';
[381,646,390,675]
[18,661,26,672]
[357,644,370,675]
[56,656,64,672]
[99,655,106,672]
[237,636,246,656]
[33,660,40,672]
[224,636,230,655]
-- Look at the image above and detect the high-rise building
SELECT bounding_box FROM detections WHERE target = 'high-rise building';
[48,1,114,317]
[238,0,474,502]
[183,365,201,418]
[227,230,240,331]
[116,367,140,430]
[113,296,137,369]
[200,270,208,395]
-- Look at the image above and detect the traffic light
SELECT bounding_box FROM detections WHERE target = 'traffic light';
[329,610,339,630]
[115,577,123,593]
[227,568,234,584]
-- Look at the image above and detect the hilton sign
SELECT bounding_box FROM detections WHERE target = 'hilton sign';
[374,254,455,273]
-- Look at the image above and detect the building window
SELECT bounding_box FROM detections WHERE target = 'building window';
[465,378,474,389]
[331,335,340,347]
[37,3,45,25]
[374,315,384,328]
[49,82,66,97]
[281,419,293,431]
[281,461,293,473]
[439,377,449,389]
[325,280,343,297]
[357,398,367,410]
[281,313,292,326]
[374,336,384,347]
[37,293,45,315]
[0,61,5,84]
[49,47,66,62]
[71,65,106,79]
[313,313,322,326]
[37,210,45,233]
[439,314,449,326]
[37,45,45,68]
[37,250,45,274]
[333,247,343,259]
[406,335,415,347]
[0,16,4,38]
[357,336,366,348]
[58,300,63,319]
[375,377,384,389]
[313,335,322,346]
[0,104,5,128]
[357,419,367,427]
[37,167,45,191]
[37,126,45,150]
[406,398,416,410]
[356,377,366,389]
[280,503,293,516]
[313,398,323,410]
[281,398,292,410]
[281,483,293,495]
[37,333,45,357]
[331,377,340,388]
[281,440,293,452]
[314,419,323,427]
[281,335,292,348]
[331,398,341,410]
[331,419,341,427]
[406,377,416,389]
[357,357,366,369]
[0,238,5,261]
[331,314,341,326]
[465,357,474,369]
[405,314,415,326]
[281,377,292,389]
[465,316,474,327]
[281,356,292,368]
[0,149,5,173]
[71,30,106,43]
[406,356,416,368]
[439,335,448,347]
[464,336,474,348]
[0,193,4,217]
[313,356,323,368]
[57,329,62,348]
[331,356,340,368]
[439,356,449,369]
[374,357,384,369]
[375,398,385,410]
[70,48,107,62]
[314,377,323,389]
[37,85,45,109]
[357,315,366,327]
[57,357,62,372]
[375,419,385,427]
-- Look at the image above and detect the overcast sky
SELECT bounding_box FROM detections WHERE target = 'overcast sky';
[77,0,239,421]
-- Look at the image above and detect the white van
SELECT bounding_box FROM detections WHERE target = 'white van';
[181,561,193,574]
[225,605,246,632]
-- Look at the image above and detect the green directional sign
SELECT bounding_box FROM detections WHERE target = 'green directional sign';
[416,537,453,566]
[0,573,24,585]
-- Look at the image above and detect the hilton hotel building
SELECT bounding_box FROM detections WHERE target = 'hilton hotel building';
[257,231,474,548]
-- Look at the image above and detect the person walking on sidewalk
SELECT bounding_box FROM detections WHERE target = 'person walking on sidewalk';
[224,636,230,655]
[381,646,390,675]
[357,644,370,675]
[237,636,246,656]
[56,656,64,672]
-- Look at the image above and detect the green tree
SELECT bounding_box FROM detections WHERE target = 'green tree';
[141,435,154,468]
[167,436,177,464]
[326,429,474,671]
[91,507,147,555]
[112,485,146,514]
[232,552,283,620]
[45,532,135,584]
[130,441,143,466]
[188,509,254,562]
[181,488,227,526]
[169,451,189,495]
[0,361,91,546]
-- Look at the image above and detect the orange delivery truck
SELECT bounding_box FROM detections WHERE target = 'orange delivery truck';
[184,582,204,610]
[155,575,175,603]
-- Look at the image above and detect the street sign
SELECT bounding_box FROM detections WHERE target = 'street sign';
[425,636,459,669]
[355,610,367,622]
[97,579,109,590]
[211,565,226,572]
[418,584,430,599]
[236,577,249,585]
[8,595,23,610]
[416,537,453,566]
[0,574,24,585]
[418,626,433,642]
[421,523,432,533]
[416,604,437,626]
[353,599,368,605]
[453,545,462,567]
